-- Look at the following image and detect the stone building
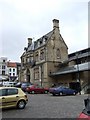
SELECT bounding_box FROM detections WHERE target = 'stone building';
[50,48,90,93]
[20,19,90,93]
[20,19,68,87]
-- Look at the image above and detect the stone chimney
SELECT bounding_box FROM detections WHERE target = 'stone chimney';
[28,38,32,47]
[53,19,59,29]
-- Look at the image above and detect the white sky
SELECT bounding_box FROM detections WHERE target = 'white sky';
[0,0,89,62]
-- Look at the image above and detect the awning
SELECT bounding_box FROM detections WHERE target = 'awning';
[50,62,90,76]
[0,76,8,81]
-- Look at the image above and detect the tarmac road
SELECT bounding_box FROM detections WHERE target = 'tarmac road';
[2,93,88,119]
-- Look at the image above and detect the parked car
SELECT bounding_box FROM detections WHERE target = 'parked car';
[0,87,28,109]
[49,86,78,96]
[15,82,22,88]
[15,82,33,91]
[3,82,17,87]
[26,84,49,94]
[0,82,3,87]
[21,82,33,92]
[77,98,90,119]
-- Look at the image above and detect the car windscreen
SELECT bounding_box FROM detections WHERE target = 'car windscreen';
[22,83,30,86]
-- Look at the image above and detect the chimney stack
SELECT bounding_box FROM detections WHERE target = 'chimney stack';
[28,38,32,47]
[53,19,59,29]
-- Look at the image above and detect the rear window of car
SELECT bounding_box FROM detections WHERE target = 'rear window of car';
[22,83,30,86]
[22,83,27,85]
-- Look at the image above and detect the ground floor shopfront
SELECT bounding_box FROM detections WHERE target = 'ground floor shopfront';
[50,70,90,94]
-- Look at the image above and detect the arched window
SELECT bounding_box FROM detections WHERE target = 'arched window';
[56,48,61,59]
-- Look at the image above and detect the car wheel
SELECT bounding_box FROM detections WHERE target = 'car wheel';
[17,100,26,109]
[31,91,35,94]
[59,92,63,96]
[52,93,55,96]
[28,92,30,94]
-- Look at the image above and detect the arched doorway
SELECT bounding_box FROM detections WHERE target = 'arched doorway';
[26,69,30,82]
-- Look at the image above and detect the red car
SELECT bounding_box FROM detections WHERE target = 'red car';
[77,98,90,119]
[26,84,49,94]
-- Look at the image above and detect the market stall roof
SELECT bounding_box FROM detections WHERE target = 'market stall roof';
[0,76,8,81]
[50,62,90,76]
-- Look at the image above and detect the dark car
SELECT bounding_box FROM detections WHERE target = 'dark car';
[15,82,22,88]
[26,84,49,94]
[77,98,90,119]
[21,82,33,92]
[15,82,33,92]
[49,86,78,96]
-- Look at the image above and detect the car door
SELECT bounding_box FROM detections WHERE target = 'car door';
[65,88,72,95]
[4,88,19,107]
[34,86,40,93]
[68,88,74,94]
[38,86,44,93]
[63,87,69,94]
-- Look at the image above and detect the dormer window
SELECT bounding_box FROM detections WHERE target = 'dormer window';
[43,36,48,43]
[40,40,43,45]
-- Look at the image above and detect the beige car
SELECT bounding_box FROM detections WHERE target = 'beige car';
[0,87,28,109]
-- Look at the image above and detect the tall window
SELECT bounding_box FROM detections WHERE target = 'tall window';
[56,48,61,59]
[13,73,15,76]
[34,68,39,80]
[9,73,11,76]
[2,65,5,69]
[27,57,30,63]
[40,49,45,60]
[2,71,5,75]
[9,68,11,72]
[30,56,33,62]
[13,68,15,72]
[35,52,39,62]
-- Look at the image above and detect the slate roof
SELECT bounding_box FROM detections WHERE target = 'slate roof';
[34,30,53,49]
[68,48,90,61]
[7,62,17,67]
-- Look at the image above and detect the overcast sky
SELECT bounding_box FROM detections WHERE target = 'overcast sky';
[0,0,89,62]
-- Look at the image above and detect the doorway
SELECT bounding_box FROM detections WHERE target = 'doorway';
[26,69,30,82]
[69,82,81,92]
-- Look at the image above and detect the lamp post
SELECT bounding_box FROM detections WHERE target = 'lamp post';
[76,52,81,94]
